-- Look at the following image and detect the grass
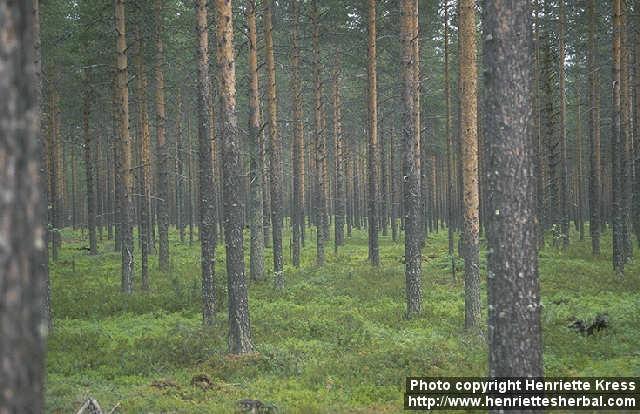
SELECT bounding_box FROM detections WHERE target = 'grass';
[45,225,640,413]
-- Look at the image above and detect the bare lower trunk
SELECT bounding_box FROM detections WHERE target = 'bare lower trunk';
[459,0,481,330]
[0,2,47,410]
[216,0,254,354]
[483,0,543,383]
[115,0,134,293]
[247,0,265,281]
[195,0,216,324]
[264,0,284,288]
[401,0,422,318]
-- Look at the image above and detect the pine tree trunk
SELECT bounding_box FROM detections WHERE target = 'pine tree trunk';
[176,92,185,244]
[195,0,216,324]
[33,0,52,330]
[291,0,305,266]
[0,3,47,408]
[620,3,633,261]
[115,0,134,294]
[134,28,152,290]
[444,1,455,281]
[459,0,481,330]
[576,98,585,241]
[483,0,543,381]
[401,0,422,318]
[367,0,380,266]
[247,0,265,281]
[612,0,625,275]
[558,0,570,249]
[154,0,170,272]
[333,63,345,251]
[215,0,253,354]
[312,0,327,266]
[588,0,601,255]
[264,0,284,288]
[83,69,97,255]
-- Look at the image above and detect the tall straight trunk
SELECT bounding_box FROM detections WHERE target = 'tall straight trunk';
[264,0,284,288]
[115,0,134,293]
[291,0,305,266]
[135,28,152,289]
[312,0,327,265]
[176,92,185,243]
[333,63,345,251]
[401,0,422,318]
[483,0,543,381]
[558,0,569,249]
[321,111,330,241]
[83,69,97,255]
[542,35,560,242]
[215,0,253,355]
[634,6,640,247]
[381,116,390,236]
[33,0,52,330]
[0,2,47,408]
[391,125,400,242]
[71,143,78,230]
[187,115,194,246]
[346,134,354,238]
[154,0,170,272]
[49,88,61,261]
[620,2,633,261]
[106,122,114,241]
[459,0,481,330]
[367,0,380,266]
[588,0,601,254]
[533,0,545,248]
[612,0,625,275]
[444,0,455,280]
[97,135,104,241]
[577,98,585,241]
[247,0,265,281]
[195,0,216,324]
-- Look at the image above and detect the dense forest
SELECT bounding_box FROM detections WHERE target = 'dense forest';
[1,0,639,412]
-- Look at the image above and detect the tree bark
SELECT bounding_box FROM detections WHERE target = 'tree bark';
[333,63,345,252]
[312,0,327,266]
[83,68,97,255]
[134,28,152,290]
[264,0,284,288]
[215,0,253,354]
[612,0,625,275]
[367,0,380,266]
[444,0,456,281]
[0,0,47,410]
[401,0,422,318]
[459,0,481,331]
[587,0,601,255]
[558,0,570,249]
[291,0,305,266]
[482,0,543,381]
[115,0,135,293]
[154,0,170,272]
[247,0,265,281]
[195,0,216,324]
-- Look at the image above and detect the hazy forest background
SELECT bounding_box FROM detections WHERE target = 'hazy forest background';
[1,0,639,412]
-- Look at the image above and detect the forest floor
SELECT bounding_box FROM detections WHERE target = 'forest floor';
[46,226,640,413]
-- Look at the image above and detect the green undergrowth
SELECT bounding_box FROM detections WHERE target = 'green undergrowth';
[46,226,640,413]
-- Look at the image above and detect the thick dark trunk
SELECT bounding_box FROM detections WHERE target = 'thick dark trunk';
[216,0,253,354]
[482,0,543,382]
[0,1,47,410]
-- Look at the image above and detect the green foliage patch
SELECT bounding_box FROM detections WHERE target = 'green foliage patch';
[46,227,639,413]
